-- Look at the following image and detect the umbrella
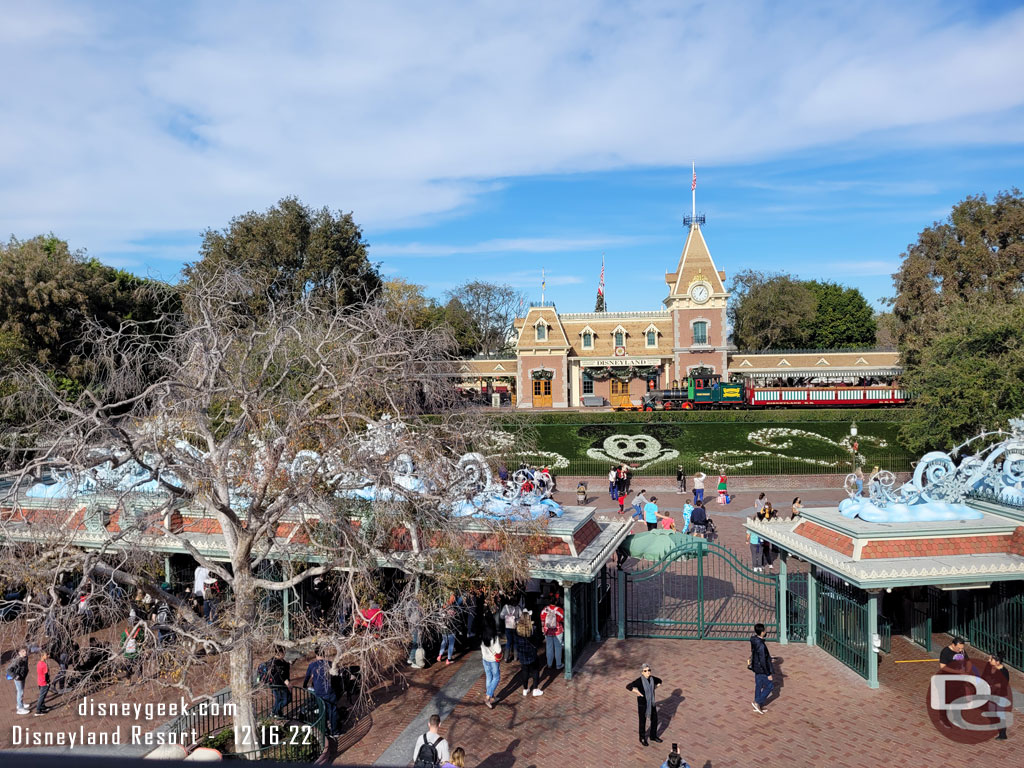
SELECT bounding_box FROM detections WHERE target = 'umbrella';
[624,529,702,561]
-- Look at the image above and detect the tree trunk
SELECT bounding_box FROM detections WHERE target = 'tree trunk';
[229,570,259,758]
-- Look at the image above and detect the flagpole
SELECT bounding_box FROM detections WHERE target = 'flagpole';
[691,161,696,226]
[541,268,546,306]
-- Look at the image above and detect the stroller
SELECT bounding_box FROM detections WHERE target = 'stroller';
[576,481,587,504]
[691,514,718,542]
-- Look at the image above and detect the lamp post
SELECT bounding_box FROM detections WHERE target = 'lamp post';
[849,421,859,474]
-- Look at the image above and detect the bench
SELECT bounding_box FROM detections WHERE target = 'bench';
[582,396,605,407]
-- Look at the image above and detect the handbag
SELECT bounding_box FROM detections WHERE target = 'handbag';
[746,656,753,671]
[494,651,503,662]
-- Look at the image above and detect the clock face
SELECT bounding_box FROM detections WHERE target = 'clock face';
[691,284,710,303]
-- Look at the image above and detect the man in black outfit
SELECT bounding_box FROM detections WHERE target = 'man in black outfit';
[750,623,774,714]
[626,663,663,746]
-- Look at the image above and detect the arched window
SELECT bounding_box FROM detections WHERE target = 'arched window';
[582,331,593,349]
[536,323,547,341]
[692,321,708,345]
[614,330,624,347]
[646,330,656,347]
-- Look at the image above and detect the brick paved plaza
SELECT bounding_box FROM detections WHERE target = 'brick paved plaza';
[336,482,1024,767]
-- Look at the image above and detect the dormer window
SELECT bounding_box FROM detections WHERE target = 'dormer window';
[582,331,593,349]
[614,331,624,347]
[643,323,660,348]
[536,323,547,342]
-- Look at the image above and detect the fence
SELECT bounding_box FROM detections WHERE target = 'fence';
[164,685,329,762]
[502,453,913,478]
[949,582,1024,673]
[786,573,808,643]
[816,572,870,679]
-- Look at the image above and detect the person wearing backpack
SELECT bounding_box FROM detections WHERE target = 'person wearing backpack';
[120,622,144,682]
[539,595,564,671]
[262,648,292,716]
[7,647,29,715]
[411,713,450,767]
[513,613,542,697]
[498,596,523,663]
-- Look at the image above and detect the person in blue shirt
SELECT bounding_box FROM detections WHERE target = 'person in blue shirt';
[681,499,695,534]
[303,649,340,735]
[643,496,661,531]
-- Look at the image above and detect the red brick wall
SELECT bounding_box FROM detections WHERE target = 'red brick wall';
[796,521,855,557]
[573,519,601,553]
[1011,527,1024,557]
[860,534,1016,559]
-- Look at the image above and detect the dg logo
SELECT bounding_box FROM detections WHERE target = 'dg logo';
[926,665,1014,743]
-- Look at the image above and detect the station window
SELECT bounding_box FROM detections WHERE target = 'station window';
[536,324,547,341]
[614,330,624,347]
[693,321,708,346]
[582,331,593,349]
[582,373,594,395]
[646,330,657,347]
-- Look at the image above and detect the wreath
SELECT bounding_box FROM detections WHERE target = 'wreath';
[586,365,659,382]
[532,369,553,381]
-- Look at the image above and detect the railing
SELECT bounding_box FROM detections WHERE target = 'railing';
[502,454,913,478]
[950,582,1024,673]
[816,573,870,679]
[878,615,892,655]
[786,573,808,643]
[164,685,328,762]
[910,604,932,651]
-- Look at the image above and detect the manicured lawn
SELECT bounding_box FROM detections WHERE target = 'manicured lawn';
[505,419,910,476]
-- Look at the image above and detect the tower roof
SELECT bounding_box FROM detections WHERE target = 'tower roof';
[665,225,727,297]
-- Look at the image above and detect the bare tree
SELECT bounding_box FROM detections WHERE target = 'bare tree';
[444,281,525,357]
[0,271,531,753]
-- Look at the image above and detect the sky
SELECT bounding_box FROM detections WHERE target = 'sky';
[2,0,1024,311]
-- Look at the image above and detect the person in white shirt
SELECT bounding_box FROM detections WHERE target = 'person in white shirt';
[412,714,450,766]
[608,468,618,501]
[692,472,706,505]
[499,598,523,662]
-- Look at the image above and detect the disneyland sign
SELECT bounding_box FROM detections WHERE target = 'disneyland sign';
[581,358,662,367]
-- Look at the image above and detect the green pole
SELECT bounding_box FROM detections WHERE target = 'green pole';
[778,553,788,645]
[562,582,573,681]
[592,579,601,642]
[697,541,704,635]
[164,556,172,587]
[282,577,291,642]
[617,567,626,640]
[867,591,879,689]
[806,568,818,647]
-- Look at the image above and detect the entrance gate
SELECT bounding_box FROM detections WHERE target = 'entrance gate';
[624,540,778,640]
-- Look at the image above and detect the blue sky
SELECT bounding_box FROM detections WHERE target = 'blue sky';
[2,1,1024,312]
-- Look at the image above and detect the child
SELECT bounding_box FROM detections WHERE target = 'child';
[717,473,728,505]
[681,499,695,534]
[631,489,648,520]
[659,512,675,531]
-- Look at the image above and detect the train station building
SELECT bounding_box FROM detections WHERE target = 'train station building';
[457,222,902,408]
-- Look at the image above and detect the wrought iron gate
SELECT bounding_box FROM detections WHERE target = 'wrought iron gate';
[950,582,1024,672]
[787,572,809,643]
[624,540,778,640]
[816,572,870,678]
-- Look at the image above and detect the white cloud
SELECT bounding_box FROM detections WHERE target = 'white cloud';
[1,1,1023,265]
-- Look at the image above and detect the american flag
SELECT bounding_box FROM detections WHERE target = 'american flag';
[598,255,605,296]
[692,167,697,191]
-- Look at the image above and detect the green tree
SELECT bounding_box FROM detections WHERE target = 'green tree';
[186,197,381,313]
[727,270,817,350]
[899,298,1024,452]
[891,189,1024,366]
[0,235,169,382]
[801,281,876,348]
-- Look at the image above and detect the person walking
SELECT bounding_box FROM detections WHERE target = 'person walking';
[412,713,451,768]
[750,623,774,714]
[441,746,466,768]
[7,647,29,715]
[680,498,694,534]
[513,614,543,696]
[630,489,648,520]
[438,596,458,665]
[747,529,765,572]
[986,653,1010,740]
[480,622,502,708]
[540,595,564,671]
[263,648,292,716]
[626,663,663,747]
[499,596,523,663]
[643,496,661,532]
[623,465,633,495]
[690,503,708,537]
[302,648,340,735]
[692,472,706,505]
[676,465,686,494]
[608,467,618,502]
[34,649,50,716]
[755,493,768,519]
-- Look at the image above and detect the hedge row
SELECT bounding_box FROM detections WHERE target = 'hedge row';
[489,407,911,426]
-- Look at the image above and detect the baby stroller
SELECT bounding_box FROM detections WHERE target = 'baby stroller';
[576,481,587,504]
[691,515,718,542]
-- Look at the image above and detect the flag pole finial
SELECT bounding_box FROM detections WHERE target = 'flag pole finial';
[691,161,696,226]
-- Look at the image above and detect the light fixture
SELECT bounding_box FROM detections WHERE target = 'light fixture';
[850,421,858,438]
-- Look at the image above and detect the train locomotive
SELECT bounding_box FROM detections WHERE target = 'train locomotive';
[637,366,907,411]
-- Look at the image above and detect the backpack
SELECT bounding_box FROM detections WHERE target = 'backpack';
[413,733,440,768]
[124,626,141,655]
[544,607,559,635]
[257,661,272,685]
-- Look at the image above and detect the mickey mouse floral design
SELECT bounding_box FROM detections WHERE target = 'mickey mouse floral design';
[586,434,679,469]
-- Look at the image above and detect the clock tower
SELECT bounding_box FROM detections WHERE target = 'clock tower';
[663,218,729,382]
